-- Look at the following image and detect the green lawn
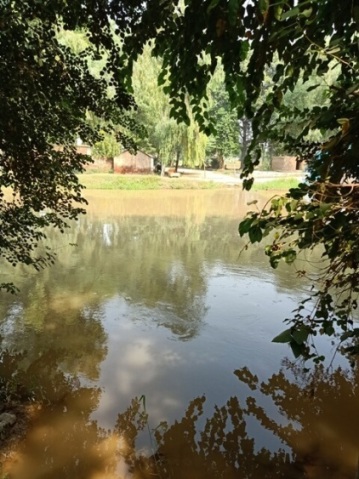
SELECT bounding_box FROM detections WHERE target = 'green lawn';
[77,173,302,191]
[251,178,302,191]
[77,173,220,190]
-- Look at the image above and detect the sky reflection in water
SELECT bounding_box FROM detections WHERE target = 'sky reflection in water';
[0,189,355,479]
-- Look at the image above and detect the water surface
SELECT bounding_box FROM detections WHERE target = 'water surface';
[0,189,357,479]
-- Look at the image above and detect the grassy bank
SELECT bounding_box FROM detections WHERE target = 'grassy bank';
[77,173,302,191]
[251,177,302,191]
[77,173,220,190]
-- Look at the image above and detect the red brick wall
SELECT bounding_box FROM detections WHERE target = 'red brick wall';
[85,157,114,172]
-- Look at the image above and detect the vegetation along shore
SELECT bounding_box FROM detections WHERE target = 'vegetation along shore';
[77,173,302,191]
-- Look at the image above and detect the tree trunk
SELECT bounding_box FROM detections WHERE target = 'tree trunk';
[174,149,180,173]
[217,151,224,169]
[240,117,251,164]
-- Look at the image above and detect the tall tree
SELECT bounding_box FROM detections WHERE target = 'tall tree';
[132,44,180,169]
[207,66,241,168]
[132,43,208,171]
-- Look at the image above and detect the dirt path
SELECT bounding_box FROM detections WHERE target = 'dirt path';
[177,168,304,184]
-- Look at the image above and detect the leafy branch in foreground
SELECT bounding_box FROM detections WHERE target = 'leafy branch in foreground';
[120,0,358,360]
[0,1,140,290]
[240,176,359,362]
[230,1,358,362]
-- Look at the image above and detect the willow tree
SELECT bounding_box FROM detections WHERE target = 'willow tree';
[132,44,207,171]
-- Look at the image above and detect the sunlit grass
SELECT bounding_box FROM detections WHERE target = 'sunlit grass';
[77,173,220,190]
[252,177,302,191]
[77,173,303,191]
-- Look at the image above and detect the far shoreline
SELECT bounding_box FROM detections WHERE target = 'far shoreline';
[77,172,302,192]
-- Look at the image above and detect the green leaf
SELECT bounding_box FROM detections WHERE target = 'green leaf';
[274,4,284,20]
[284,250,296,264]
[291,327,310,345]
[289,340,305,359]
[269,256,279,269]
[326,46,341,54]
[323,323,335,336]
[301,7,313,18]
[240,41,249,62]
[248,225,263,243]
[281,6,300,21]
[243,178,254,191]
[272,328,292,343]
[238,217,254,236]
[288,187,306,200]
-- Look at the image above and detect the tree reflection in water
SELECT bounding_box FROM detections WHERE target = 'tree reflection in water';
[114,362,359,479]
[2,355,359,478]
[235,361,359,479]
[0,190,357,478]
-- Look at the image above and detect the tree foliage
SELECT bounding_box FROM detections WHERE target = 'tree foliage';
[0,0,138,289]
[132,43,208,169]
[115,361,359,478]
[113,0,358,361]
[206,65,241,167]
[1,0,359,360]
[124,0,358,360]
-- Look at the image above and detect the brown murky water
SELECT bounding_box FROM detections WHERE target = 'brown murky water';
[0,189,357,478]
